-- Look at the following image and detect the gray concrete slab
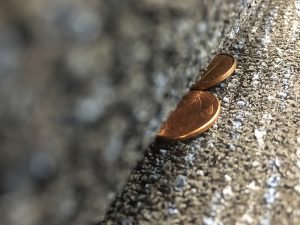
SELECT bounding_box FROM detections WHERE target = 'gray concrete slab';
[103,0,300,224]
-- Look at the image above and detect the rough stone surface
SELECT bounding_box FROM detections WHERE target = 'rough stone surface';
[103,0,300,224]
[0,0,259,225]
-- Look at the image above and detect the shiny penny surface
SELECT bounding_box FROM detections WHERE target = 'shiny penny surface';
[157,91,221,141]
[191,54,237,91]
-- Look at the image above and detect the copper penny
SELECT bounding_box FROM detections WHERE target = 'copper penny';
[157,91,221,141]
[191,54,237,91]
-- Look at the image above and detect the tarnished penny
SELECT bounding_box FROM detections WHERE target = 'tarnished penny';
[157,91,221,141]
[191,54,237,91]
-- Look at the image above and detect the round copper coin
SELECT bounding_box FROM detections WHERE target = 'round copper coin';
[157,91,221,141]
[191,54,237,91]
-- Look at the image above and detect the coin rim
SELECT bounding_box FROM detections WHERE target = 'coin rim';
[156,92,221,141]
[191,54,237,91]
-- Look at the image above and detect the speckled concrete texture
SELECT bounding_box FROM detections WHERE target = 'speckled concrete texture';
[0,1,259,225]
[103,0,300,224]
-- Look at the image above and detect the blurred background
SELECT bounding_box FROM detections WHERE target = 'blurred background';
[0,0,251,224]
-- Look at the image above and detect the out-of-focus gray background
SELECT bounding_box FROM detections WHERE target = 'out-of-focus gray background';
[0,1,258,224]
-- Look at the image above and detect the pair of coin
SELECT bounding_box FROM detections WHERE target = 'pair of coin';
[157,54,237,141]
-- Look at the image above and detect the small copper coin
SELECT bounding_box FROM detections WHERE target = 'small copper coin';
[191,54,237,91]
[157,91,221,141]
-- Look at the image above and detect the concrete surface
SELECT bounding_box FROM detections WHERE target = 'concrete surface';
[0,1,259,225]
[103,0,300,224]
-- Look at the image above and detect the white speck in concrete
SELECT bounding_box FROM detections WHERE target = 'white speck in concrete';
[247,181,259,190]
[159,149,167,155]
[264,172,280,208]
[203,217,217,225]
[253,73,260,80]
[191,188,197,194]
[228,29,236,39]
[222,186,233,198]
[196,170,204,176]
[223,97,230,103]
[296,1,300,16]
[296,161,300,169]
[284,69,292,78]
[266,175,280,188]
[236,114,244,121]
[168,203,179,215]
[252,161,260,167]
[260,216,270,225]
[274,157,281,168]
[262,113,272,121]
[261,34,271,45]
[137,202,143,208]
[185,153,195,165]
[238,212,254,225]
[278,91,287,98]
[224,174,232,182]
[294,184,300,194]
[229,144,236,151]
[282,79,289,85]
[248,65,255,71]
[175,175,187,191]
[233,25,240,34]
[251,26,258,34]
[275,47,283,56]
[255,129,267,147]
[233,120,243,129]
[204,188,231,225]
[237,100,246,107]
[264,187,278,204]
